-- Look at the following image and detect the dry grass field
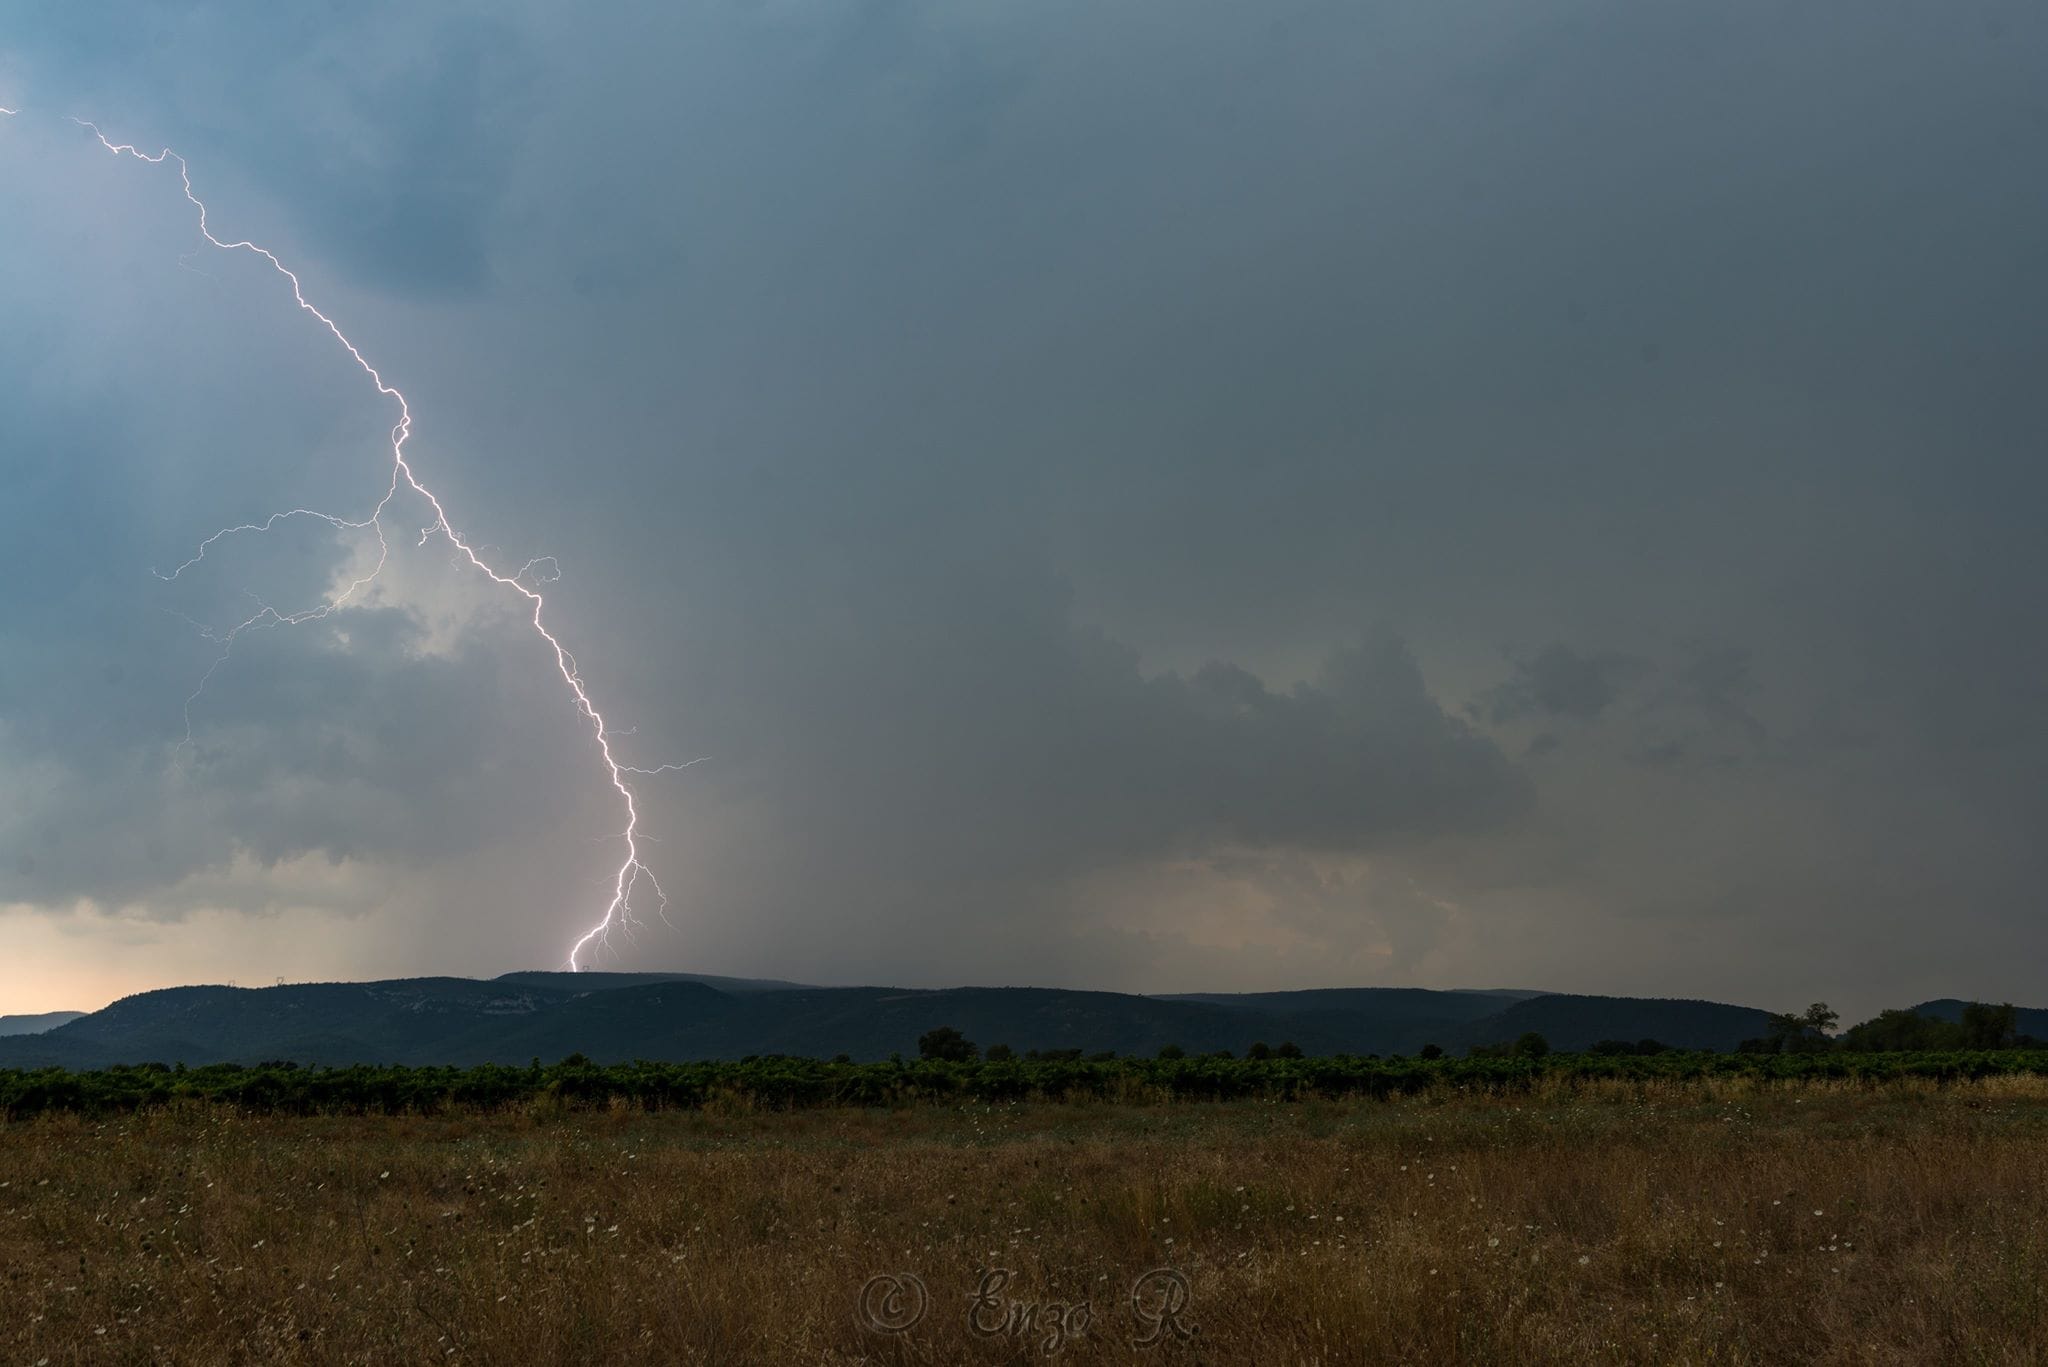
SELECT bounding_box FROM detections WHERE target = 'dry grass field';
[5,1076,2047,1364]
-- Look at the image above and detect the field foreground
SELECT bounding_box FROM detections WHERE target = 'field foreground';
[5,1077,2046,1364]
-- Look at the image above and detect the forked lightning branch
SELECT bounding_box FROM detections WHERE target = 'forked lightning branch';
[3,106,683,970]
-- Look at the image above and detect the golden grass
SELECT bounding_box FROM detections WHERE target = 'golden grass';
[5,1076,2047,1364]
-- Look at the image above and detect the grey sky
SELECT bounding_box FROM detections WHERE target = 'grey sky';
[3,1,2044,1017]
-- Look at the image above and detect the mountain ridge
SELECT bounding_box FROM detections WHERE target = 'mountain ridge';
[0,974,1809,1068]
[0,1011,87,1037]
[15,977,2037,1070]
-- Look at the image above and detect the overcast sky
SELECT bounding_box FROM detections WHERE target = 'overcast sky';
[4,1,2044,1019]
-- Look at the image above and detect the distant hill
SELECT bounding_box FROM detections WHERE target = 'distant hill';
[44,979,574,1066]
[495,970,816,994]
[1159,987,1540,1019]
[1150,987,1560,1056]
[0,974,1806,1069]
[1447,993,1776,1052]
[0,1012,85,1037]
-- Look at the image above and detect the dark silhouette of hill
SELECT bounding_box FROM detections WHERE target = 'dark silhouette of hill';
[44,979,577,1065]
[1158,987,1539,1049]
[1159,989,1540,1017]
[1441,993,1775,1052]
[729,986,1283,1060]
[0,1012,85,1037]
[495,970,814,994]
[4,976,1996,1069]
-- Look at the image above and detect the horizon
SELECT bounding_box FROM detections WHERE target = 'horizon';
[10,964,2033,1027]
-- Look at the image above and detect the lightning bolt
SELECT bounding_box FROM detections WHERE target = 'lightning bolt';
[9,107,686,970]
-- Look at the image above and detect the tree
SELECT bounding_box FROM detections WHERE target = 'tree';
[1765,1003,1838,1054]
[1960,1002,2019,1050]
[1513,1032,1551,1059]
[1762,1014,1802,1052]
[1839,1009,1957,1052]
[984,1043,1015,1062]
[1802,1003,1840,1036]
[1246,1042,1273,1061]
[1275,1041,1304,1059]
[1156,1043,1186,1060]
[1419,1043,1444,1060]
[917,1026,978,1063]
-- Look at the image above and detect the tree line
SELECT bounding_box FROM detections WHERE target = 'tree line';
[6,1042,2048,1119]
[1735,1001,2037,1054]
[917,1001,2037,1068]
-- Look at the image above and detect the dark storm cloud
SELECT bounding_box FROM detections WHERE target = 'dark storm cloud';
[674,582,1529,882]
[7,0,2048,1014]
[3,591,591,908]
[1485,645,1644,724]
[0,117,591,917]
[8,2,527,291]
[1646,644,1769,759]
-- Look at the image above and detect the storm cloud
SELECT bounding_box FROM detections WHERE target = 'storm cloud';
[4,0,2046,1018]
